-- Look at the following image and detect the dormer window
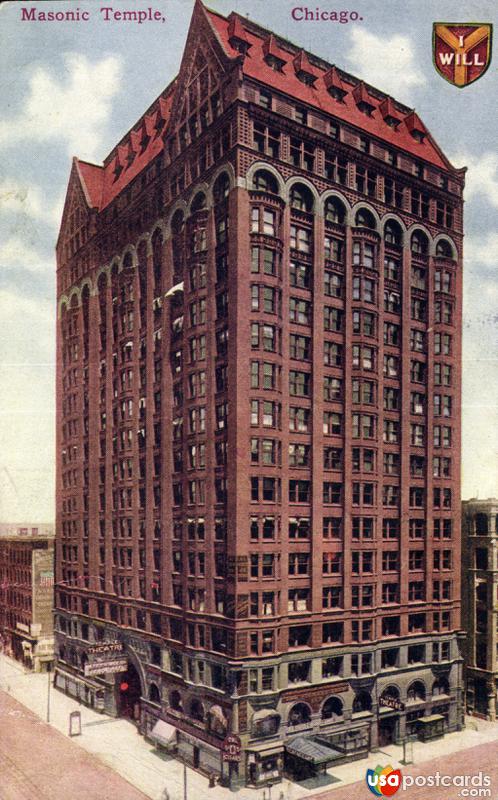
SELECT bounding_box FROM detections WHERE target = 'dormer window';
[357,100,374,117]
[329,86,346,102]
[353,82,375,116]
[293,51,316,86]
[405,111,427,143]
[266,53,285,72]
[228,14,251,56]
[263,34,286,72]
[379,97,402,130]
[324,67,348,102]
[231,38,250,55]
[297,71,315,87]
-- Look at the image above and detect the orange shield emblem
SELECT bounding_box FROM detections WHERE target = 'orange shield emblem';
[433,23,492,87]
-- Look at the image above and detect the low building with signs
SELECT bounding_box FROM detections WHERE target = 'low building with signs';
[0,526,55,671]
[462,498,498,719]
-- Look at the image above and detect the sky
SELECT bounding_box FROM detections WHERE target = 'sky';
[0,0,497,522]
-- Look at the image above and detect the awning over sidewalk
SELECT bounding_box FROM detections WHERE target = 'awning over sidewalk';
[285,736,342,766]
[418,714,445,724]
[150,720,177,747]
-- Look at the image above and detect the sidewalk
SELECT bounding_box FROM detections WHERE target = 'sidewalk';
[1,653,498,800]
[0,690,149,800]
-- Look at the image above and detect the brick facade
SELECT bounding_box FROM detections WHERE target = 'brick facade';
[55,1,465,785]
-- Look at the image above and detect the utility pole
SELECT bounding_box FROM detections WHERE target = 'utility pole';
[183,757,187,800]
[46,662,52,723]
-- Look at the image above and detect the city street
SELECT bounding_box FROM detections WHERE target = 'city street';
[1,653,498,800]
[0,690,149,800]
[312,738,498,800]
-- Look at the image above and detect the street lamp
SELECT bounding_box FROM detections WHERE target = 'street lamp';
[46,661,53,723]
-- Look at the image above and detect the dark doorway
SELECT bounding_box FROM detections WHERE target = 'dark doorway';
[474,679,489,716]
[378,716,397,747]
[117,662,142,722]
[193,746,200,769]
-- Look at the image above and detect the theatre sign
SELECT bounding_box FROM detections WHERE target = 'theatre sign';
[84,642,128,677]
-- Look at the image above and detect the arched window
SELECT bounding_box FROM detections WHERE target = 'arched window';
[380,686,401,706]
[169,690,183,711]
[324,197,346,225]
[406,681,426,703]
[213,173,230,203]
[190,698,204,721]
[288,702,312,726]
[253,170,279,194]
[191,192,207,213]
[290,184,314,213]
[149,683,160,704]
[171,209,184,235]
[352,691,372,713]
[436,239,453,258]
[321,697,343,721]
[122,252,133,271]
[432,678,449,697]
[355,208,376,229]
[384,220,402,246]
[152,229,163,292]
[411,230,429,255]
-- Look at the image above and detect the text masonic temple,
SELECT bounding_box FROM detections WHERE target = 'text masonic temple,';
[55,1,465,787]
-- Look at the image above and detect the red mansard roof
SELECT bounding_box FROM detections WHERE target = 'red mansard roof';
[74,2,451,214]
[206,7,449,170]
[75,82,175,212]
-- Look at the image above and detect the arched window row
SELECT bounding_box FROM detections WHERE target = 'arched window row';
[59,169,457,310]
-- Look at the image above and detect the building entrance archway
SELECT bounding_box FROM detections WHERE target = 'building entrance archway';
[117,662,142,722]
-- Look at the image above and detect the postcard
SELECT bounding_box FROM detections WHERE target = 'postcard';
[0,0,497,798]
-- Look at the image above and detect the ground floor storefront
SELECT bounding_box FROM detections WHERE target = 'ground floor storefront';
[465,671,498,720]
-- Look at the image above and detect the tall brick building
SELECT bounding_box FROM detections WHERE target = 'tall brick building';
[55,1,465,785]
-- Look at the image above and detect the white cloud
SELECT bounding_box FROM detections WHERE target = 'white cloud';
[0,289,55,521]
[346,29,426,103]
[0,236,52,273]
[451,151,498,209]
[0,177,64,228]
[465,230,498,268]
[0,53,122,161]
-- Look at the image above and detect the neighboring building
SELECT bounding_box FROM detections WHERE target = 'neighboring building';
[0,522,54,538]
[55,1,465,786]
[462,498,498,719]
[0,526,55,671]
